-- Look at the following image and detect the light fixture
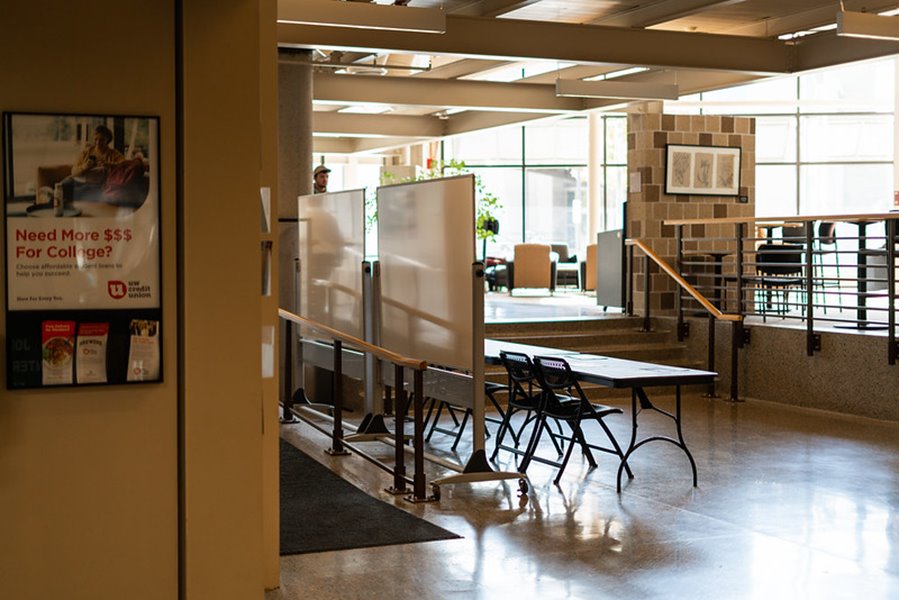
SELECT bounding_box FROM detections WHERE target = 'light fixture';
[555,79,679,101]
[278,0,446,34]
[836,8,899,41]
[337,104,393,114]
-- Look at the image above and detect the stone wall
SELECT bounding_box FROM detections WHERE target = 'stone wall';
[627,113,756,314]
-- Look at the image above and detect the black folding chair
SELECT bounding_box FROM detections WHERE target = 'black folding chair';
[425,381,510,451]
[525,356,632,485]
[491,350,562,463]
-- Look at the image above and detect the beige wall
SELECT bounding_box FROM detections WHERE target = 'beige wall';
[1,1,275,598]
[0,2,178,598]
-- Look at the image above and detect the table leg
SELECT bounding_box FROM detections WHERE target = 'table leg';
[616,385,697,492]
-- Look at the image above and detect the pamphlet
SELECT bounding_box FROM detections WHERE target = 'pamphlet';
[76,322,109,384]
[42,320,76,385]
[127,319,160,382]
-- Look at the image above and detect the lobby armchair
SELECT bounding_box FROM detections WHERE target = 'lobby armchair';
[508,243,555,294]
[580,244,597,292]
[551,243,580,288]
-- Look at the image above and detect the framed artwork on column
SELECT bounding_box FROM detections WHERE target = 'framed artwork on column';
[665,144,741,197]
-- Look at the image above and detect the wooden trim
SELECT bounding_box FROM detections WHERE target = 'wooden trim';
[665,212,899,226]
[625,239,742,322]
[278,308,428,370]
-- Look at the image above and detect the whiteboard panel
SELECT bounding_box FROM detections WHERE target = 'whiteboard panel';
[298,189,365,340]
[378,175,476,370]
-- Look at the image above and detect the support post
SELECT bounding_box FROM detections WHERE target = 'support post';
[730,320,741,402]
[387,366,408,494]
[805,222,816,356]
[676,225,684,341]
[409,369,428,502]
[735,223,745,326]
[706,314,717,398]
[326,340,350,456]
[280,319,298,423]
[889,219,897,365]
[642,255,651,332]
[626,244,634,316]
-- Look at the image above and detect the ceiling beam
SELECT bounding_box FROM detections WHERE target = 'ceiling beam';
[723,2,898,38]
[518,65,625,84]
[413,58,514,79]
[625,68,765,95]
[278,14,792,74]
[793,30,899,73]
[451,0,545,18]
[313,72,597,112]
[444,110,557,136]
[313,111,445,137]
[311,137,358,154]
[338,136,425,154]
[591,0,742,29]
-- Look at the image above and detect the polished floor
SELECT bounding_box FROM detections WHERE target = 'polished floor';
[485,290,621,323]
[270,393,899,600]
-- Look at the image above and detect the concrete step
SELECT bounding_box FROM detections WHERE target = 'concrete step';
[485,316,647,337]
[489,328,674,350]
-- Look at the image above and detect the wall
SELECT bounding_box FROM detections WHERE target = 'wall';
[627,113,755,313]
[1,1,274,598]
[682,317,899,422]
[0,2,178,598]
[181,0,268,598]
[258,0,281,589]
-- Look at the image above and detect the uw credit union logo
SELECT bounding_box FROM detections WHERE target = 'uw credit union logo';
[108,280,127,299]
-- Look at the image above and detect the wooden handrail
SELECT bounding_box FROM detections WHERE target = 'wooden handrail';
[664,212,899,226]
[279,308,428,371]
[625,239,742,322]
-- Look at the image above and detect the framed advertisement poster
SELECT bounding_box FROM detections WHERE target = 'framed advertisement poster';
[3,112,163,388]
[664,144,741,197]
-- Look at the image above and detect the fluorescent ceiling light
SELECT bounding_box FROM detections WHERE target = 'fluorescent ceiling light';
[837,10,899,40]
[337,105,393,115]
[555,79,679,101]
[584,67,650,82]
[314,132,390,139]
[278,0,446,34]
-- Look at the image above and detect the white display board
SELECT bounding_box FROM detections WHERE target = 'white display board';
[378,175,476,371]
[297,189,365,340]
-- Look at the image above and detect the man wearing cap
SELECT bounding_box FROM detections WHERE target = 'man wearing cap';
[313,165,330,194]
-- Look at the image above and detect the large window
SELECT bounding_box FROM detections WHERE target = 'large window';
[445,115,625,259]
[668,57,895,217]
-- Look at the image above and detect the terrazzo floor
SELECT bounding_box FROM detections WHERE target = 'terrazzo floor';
[270,393,899,600]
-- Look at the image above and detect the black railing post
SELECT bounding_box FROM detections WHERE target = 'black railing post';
[387,365,408,494]
[706,314,717,398]
[326,340,350,455]
[732,222,744,402]
[888,219,896,365]
[805,221,816,356]
[735,223,745,323]
[626,244,635,316]
[411,369,428,501]
[642,255,651,332]
[676,225,685,341]
[730,319,740,401]
[280,319,298,423]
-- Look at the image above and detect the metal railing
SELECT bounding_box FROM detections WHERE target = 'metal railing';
[279,308,433,502]
[639,214,898,365]
[625,238,744,401]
